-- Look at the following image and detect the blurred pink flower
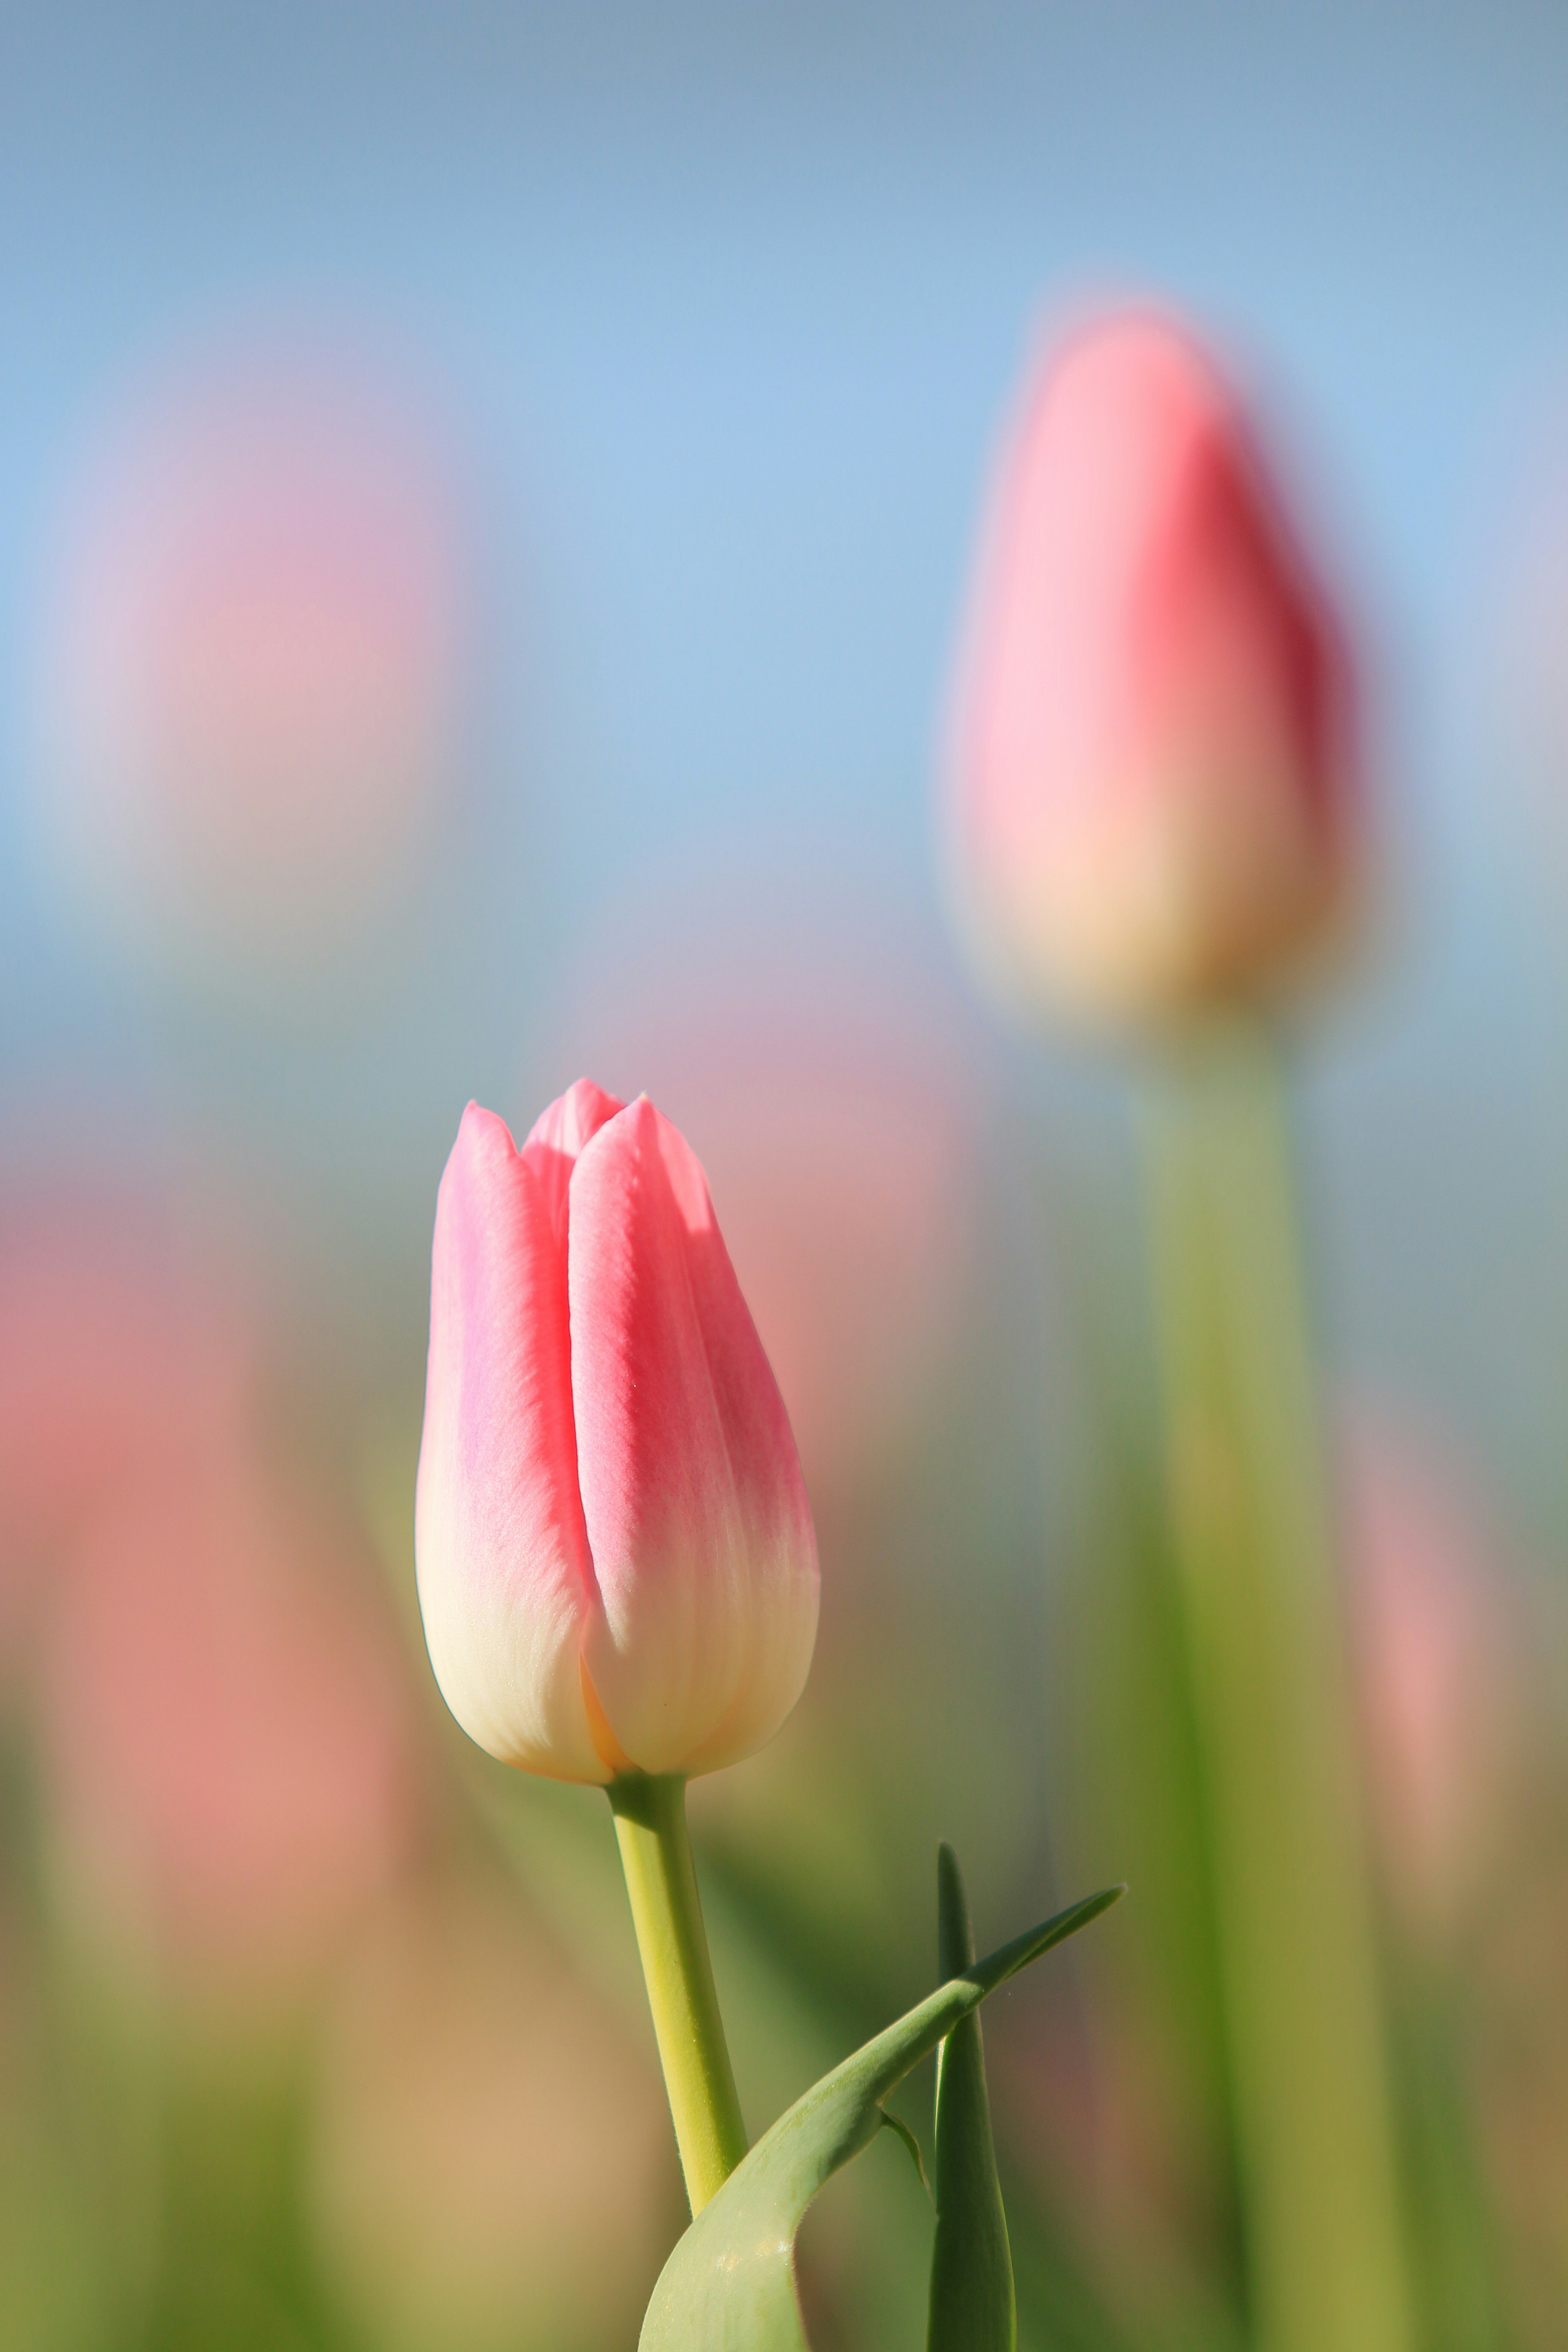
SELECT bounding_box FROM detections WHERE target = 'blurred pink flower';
[36,332,470,992]
[665,1039,976,1498]
[544,901,982,1495]
[1342,1413,1525,1934]
[947,306,1357,1020]
[0,1193,251,1669]
[38,1455,419,2020]
[416,1083,820,1781]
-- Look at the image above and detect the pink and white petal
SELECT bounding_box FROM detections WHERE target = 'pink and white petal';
[415,1103,604,1781]
[568,1097,817,1774]
[674,1550,819,1778]
[521,1079,624,1244]
[670,1124,819,1774]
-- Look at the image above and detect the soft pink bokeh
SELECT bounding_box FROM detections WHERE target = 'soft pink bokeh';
[39,1455,419,2019]
[36,333,470,990]
[1342,1412,1525,1935]
[545,916,982,1496]
[0,1187,421,2020]
[0,1192,252,1672]
[655,1038,976,1499]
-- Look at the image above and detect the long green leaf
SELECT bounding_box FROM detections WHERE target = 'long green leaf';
[928,1845,1015,2351]
[638,1884,1123,2352]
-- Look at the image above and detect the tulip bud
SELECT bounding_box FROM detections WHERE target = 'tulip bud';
[414,1081,820,1783]
[947,307,1356,1021]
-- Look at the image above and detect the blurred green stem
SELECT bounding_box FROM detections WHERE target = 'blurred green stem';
[608,1773,748,2214]
[1139,1015,1412,2352]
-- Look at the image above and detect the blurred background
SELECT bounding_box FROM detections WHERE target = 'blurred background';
[5,4,1568,2346]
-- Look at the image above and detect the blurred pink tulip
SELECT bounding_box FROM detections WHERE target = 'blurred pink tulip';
[36,334,468,993]
[415,1082,820,1783]
[39,1457,418,2018]
[948,307,1356,1019]
[670,1042,973,1495]
[0,1194,251,1671]
[1343,1414,1524,1933]
[543,883,983,1495]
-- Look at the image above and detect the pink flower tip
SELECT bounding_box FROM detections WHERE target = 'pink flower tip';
[947,305,1359,1022]
[414,1083,820,1782]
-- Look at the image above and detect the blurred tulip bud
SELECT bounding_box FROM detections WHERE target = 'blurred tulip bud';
[1342,1414,1526,1938]
[947,307,1357,1021]
[35,334,470,1002]
[415,1081,819,1783]
[0,1192,254,1685]
[546,888,982,1496]
[0,1196,249,1550]
[39,1457,418,2022]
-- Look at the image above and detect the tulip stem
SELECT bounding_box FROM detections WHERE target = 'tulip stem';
[1138,1014,1412,2352]
[607,1772,748,2214]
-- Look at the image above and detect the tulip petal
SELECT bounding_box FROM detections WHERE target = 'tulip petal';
[415,1103,605,1781]
[521,1077,624,1243]
[568,1098,819,1776]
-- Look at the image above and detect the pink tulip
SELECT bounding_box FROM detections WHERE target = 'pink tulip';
[415,1080,820,1782]
[948,307,1357,1018]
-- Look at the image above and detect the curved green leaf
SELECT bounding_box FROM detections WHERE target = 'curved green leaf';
[879,2107,933,2201]
[638,1883,1124,2352]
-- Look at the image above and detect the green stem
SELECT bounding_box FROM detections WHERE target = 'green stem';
[607,1773,748,2214]
[1139,1014,1412,2352]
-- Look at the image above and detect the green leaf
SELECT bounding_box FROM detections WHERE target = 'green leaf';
[878,2108,933,2202]
[928,1844,1014,2352]
[638,1883,1124,2352]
